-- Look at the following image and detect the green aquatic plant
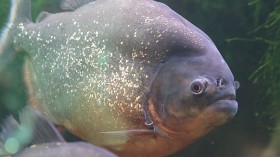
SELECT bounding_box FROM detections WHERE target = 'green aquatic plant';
[249,0,280,119]
[249,0,280,156]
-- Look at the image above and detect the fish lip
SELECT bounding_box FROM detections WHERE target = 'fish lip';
[213,93,236,102]
[208,93,238,113]
[220,94,236,101]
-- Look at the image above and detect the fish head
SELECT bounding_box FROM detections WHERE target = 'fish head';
[147,40,240,141]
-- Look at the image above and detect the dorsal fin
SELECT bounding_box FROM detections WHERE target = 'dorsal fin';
[60,0,96,11]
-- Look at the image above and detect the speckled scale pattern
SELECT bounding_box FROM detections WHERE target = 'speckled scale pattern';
[13,0,207,145]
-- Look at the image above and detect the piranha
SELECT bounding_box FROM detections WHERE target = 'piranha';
[0,107,117,157]
[0,0,240,156]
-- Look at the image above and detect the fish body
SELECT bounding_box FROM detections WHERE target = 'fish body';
[0,0,239,156]
[0,107,117,157]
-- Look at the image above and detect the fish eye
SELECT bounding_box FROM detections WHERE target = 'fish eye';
[190,80,206,95]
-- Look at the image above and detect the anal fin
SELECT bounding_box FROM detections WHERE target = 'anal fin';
[19,106,65,144]
[0,106,65,155]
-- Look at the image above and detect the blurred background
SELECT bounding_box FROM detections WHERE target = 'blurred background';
[0,0,279,157]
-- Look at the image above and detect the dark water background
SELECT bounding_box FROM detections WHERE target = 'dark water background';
[0,0,277,157]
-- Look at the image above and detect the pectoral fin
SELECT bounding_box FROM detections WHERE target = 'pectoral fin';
[101,129,155,137]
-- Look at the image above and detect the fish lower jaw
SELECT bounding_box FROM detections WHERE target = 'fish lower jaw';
[203,100,238,126]
[211,99,238,115]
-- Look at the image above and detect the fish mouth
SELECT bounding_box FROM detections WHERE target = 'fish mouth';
[199,93,238,126]
[223,94,236,101]
[214,93,237,103]
[208,94,238,119]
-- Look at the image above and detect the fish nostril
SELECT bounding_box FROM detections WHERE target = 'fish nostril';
[216,78,225,87]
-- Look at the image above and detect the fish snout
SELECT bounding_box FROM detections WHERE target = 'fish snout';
[217,85,237,102]
[216,78,240,90]
[204,78,239,121]
[215,78,240,99]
